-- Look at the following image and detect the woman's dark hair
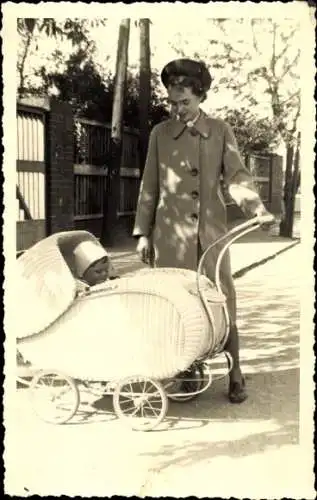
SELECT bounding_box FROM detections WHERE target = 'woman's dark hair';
[166,75,208,102]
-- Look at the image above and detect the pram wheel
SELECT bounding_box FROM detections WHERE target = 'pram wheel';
[29,370,80,425]
[166,363,205,402]
[113,377,168,431]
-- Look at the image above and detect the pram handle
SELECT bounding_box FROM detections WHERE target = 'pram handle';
[195,214,274,355]
[197,213,275,293]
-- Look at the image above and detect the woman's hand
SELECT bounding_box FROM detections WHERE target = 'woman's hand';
[136,236,152,264]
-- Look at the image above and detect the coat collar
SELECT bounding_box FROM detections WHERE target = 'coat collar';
[170,110,212,140]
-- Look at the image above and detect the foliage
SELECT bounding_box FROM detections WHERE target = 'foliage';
[170,18,301,235]
[170,18,300,144]
[39,57,168,127]
[221,108,280,155]
[17,18,106,96]
[17,18,169,128]
[17,17,107,44]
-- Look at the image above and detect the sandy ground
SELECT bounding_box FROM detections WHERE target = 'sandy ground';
[5,244,314,498]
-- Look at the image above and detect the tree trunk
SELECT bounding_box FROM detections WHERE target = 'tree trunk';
[139,18,151,177]
[289,133,300,233]
[101,19,130,247]
[279,133,300,238]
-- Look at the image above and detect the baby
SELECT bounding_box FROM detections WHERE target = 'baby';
[73,240,118,294]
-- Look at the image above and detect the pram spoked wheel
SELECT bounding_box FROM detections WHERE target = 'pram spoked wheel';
[29,370,80,425]
[166,363,205,402]
[113,376,168,431]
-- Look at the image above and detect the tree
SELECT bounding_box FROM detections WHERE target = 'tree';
[248,20,300,237]
[40,50,113,118]
[224,20,300,238]
[219,107,280,155]
[121,69,169,128]
[17,17,106,97]
[17,17,169,128]
[17,18,37,95]
[171,18,301,237]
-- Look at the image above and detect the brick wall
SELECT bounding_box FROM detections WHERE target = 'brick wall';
[46,99,75,234]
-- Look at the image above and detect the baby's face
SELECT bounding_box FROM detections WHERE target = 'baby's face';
[82,258,109,286]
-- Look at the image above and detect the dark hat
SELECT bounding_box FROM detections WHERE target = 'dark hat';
[161,58,212,90]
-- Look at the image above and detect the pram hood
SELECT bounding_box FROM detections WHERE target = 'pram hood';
[15,231,106,340]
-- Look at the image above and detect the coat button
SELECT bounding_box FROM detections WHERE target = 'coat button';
[190,168,198,176]
[189,128,198,136]
[191,190,199,200]
[191,213,198,222]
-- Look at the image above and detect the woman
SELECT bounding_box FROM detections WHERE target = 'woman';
[133,58,273,403]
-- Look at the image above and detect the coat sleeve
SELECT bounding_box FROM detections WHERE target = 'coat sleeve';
[222,122,266,215]
[132,126,160,237]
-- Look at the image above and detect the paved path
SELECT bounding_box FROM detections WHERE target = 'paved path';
[6,244,314,498]
[107,223,300,279]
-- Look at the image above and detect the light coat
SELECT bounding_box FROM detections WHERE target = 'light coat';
[133,111,262,323]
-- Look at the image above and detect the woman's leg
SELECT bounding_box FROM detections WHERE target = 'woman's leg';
[197,239,247,403]
[222,281,248,403]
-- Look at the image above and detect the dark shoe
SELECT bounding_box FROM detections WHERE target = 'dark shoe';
[228,377,248,404]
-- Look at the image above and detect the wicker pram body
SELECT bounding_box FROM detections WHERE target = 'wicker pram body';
[16,217,270,430]
[16,231,227,382]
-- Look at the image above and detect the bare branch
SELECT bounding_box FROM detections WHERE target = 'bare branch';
[279,26,298,46]
[17,25,35,95]
[250,19,260,55]
[274,33,295,64]
[279,50,300,81]
[279,90,300,107]
[288,69,300,80]
[270,22,277,78]
[275,44,289,63]
[215,19,228,35]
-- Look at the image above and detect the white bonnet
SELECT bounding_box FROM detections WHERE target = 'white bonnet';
[73,240,109,277]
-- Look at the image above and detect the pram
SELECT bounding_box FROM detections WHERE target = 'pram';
[16,215,272,431]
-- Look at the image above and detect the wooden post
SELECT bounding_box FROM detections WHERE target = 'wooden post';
[139,18,151,177]
[280,132,300,238]
[288,132,301,237]
[101,19,130,247]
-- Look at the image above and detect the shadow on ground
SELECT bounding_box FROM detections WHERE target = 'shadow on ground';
[132,365,299,476]
[81,258,300,470]
[16,242,300,477]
